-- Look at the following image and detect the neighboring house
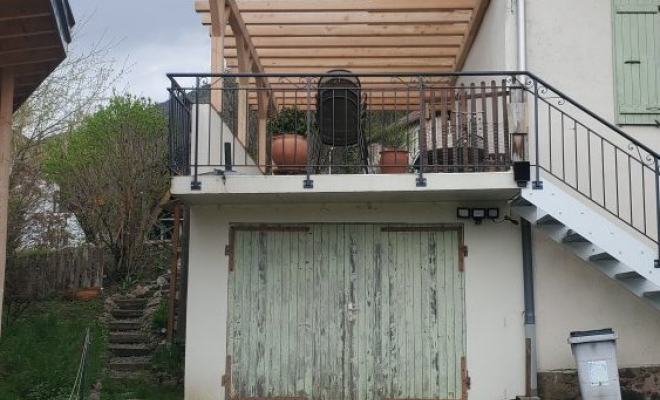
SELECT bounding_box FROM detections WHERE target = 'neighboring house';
[169,1,660,399]
[20,181,84,249]
[0,0,76,335]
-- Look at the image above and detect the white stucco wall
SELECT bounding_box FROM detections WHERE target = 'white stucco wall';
[526,0,660,152]
[185,201,527,400]
[533,231,660,371]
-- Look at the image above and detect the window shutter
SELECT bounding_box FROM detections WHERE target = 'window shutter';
[613,0,660,124]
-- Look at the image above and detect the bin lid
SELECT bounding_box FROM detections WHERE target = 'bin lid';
[568,328,618,344]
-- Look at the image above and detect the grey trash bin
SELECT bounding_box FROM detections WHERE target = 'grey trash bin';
[568,328,621,400]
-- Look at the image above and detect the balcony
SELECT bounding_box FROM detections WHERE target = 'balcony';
[167,71,524,204]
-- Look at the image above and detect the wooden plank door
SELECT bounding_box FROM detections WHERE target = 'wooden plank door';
[227,224,466,400]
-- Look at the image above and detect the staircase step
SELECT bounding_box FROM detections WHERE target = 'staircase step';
[643,290,660,298]
[589,252,617,262]
[109,332,149,344]
[563,230,589,243]
[510,196,533,207]
[109,344,154,357]
[108,356,150,371]
[115,298,148,310]
[537,214,563,226]
[615,271,643,280]
[111,309,144,318]
[109,321,143,331]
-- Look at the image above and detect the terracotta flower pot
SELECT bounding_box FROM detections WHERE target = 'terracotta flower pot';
[379,149,409,174]
[75,287,101,301]
[271,133,308,173]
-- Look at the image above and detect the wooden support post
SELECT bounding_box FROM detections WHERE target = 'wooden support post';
[257,80,268,168]
[210,1,229,112]
[167,202,182,344]
[236,32,252,146]
[0,70,14,338]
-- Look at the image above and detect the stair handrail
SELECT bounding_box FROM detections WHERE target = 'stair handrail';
[523,71,660,160]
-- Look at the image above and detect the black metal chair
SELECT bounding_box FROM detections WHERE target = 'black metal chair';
[316,70,369,172]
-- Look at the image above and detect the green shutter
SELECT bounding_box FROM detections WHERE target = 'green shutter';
[613,0,660,124]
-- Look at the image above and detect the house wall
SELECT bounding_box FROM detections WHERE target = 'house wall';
[184,201,527,400]
[526,0,660,153]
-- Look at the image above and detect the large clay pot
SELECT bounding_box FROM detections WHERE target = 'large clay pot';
[74,287,102,301]
[379,149,409,174]
[271,134,308,173]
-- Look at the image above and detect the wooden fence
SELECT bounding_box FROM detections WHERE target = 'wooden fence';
[5,246,108,301]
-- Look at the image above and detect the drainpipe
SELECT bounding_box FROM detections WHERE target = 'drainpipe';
[517,0,527,72]
[521,219,538,397]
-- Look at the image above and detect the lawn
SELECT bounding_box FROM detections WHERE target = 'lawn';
[0,298,183,400]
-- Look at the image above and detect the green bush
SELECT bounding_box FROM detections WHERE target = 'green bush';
[150,343,185,381]
[151,300,169,334]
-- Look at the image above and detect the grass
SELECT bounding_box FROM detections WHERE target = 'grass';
[0,297,184,400]
[0,298,105,400]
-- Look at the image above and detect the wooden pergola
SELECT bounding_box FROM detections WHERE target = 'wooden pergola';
[193,0,490,165]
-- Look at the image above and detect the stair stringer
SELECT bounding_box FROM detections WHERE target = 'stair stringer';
[513,180,660,309]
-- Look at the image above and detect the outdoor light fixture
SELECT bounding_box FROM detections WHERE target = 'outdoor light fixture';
[456,207,502,224]
[471,208,486,223]
[457,207,471,219]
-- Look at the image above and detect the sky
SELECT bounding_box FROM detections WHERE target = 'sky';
[68,0,210,102]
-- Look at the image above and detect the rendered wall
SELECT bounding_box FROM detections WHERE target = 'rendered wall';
[526,0,660,153]
[184,201,527,400]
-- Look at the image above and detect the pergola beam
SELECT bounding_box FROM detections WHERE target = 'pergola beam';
[196,0,480,12]
[211,23,470,37]
[202,12,473,26]
[221,35,463,48]
[224,47,458,58]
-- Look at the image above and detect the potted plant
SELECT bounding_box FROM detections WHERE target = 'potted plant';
[368,117,410,174]
[268,107,309,173]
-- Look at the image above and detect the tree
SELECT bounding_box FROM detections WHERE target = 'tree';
[8,29,123,254]
[43,96,169,281]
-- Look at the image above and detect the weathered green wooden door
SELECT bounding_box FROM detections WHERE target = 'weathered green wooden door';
[227,224,466,400]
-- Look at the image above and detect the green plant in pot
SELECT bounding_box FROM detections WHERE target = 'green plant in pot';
[367,114,410,174]
[268,107,309,173]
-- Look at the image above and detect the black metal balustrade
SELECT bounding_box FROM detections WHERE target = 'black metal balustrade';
[167,71,660,265]
[167,72,514,185]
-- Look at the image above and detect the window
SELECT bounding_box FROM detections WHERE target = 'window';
[613,0,660,125]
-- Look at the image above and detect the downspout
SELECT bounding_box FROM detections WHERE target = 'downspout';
[521,219,538,397]
[517,0,539,397]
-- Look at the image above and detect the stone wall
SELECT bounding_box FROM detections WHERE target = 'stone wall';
[538,367,660,400]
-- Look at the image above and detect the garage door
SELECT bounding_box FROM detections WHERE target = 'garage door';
[227,224,466,400]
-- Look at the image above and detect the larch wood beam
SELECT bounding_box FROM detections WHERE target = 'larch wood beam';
[209,0,228,110]
[1,48,63,67]
[214,23,470,37]
[0,1,51,22]
[196,0,480,12]
[201,12,473,26]
[256,66,455,73]
[224,47,459,58]
[0,35,60,53]
[226,57,455,68]
[0,17,57,39]
[221,35,463,48]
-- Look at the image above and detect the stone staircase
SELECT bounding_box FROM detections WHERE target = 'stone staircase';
[108,297,153,378]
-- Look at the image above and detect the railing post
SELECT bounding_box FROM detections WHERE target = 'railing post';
[532,79,543,189]
[416,77,427,187]
[191,77,202,190]
[303,77,314,189]
[642,157,660,268]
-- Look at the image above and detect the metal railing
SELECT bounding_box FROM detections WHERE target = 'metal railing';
[167,70,660,265]
[167,72,514,187]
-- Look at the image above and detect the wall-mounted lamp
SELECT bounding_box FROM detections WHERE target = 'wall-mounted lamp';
[457,207,502,224]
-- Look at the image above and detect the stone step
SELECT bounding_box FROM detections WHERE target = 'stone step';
[108,356,150,372]
[109,321,143,331]
[115,298,148,310]
[109,344,154,357]
[109,332,149,344]
[111,309,144,319]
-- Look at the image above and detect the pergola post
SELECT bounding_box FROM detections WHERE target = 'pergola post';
[0,69,15,338]
[210,0,229,112]
[256,81,268,167]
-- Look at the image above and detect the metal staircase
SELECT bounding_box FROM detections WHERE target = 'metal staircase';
[505,72,660,311]
[511,179,660,310]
